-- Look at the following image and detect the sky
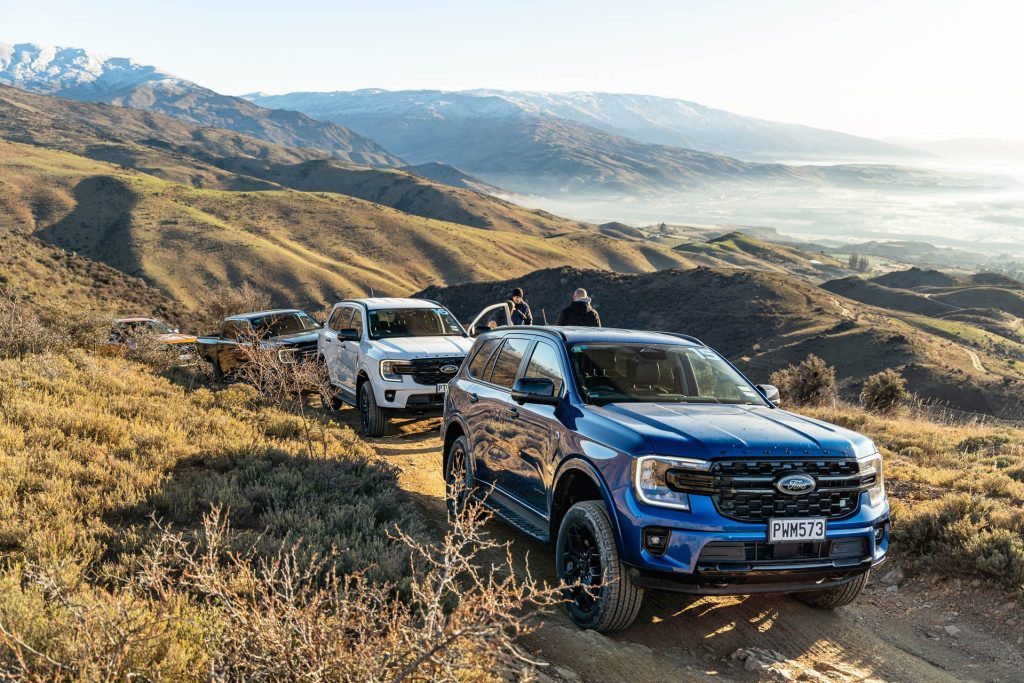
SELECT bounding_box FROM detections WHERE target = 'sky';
[3,0,1022,141]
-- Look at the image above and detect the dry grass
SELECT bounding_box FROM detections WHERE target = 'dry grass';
[804,403,1024,590]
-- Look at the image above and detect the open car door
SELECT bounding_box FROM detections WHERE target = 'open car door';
[467,303,512,336]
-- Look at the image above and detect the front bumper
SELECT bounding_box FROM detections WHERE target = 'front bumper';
[371,379,448,412]
[612,486,889,594]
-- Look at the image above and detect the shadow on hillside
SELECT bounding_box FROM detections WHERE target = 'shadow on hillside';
[37,176,148,281]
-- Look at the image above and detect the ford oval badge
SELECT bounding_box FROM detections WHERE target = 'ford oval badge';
[440,364,459,374]
[775,473,816,496]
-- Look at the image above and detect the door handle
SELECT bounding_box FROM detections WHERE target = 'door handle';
[469,393,479,403]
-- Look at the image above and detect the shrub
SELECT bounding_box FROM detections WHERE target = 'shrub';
[896,493,1024,592]
[860,368,909,414]
[195,282,271,332]
[0,294,108,360]
[769,354,837,407]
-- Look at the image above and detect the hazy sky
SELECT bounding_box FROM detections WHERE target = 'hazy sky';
[4,0,1022,140]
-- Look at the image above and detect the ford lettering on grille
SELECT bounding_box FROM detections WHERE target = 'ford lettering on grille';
[775,473,816,496]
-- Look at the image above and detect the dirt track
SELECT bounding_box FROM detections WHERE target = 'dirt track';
[350,412,1024,682]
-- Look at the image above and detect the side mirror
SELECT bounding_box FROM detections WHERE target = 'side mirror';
[756,384,781,407]
[512,377,559,405]
[337,328,360,342]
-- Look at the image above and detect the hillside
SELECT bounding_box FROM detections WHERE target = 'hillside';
[0,228,187,325]
[0,85,598,237]
[0,140,718,308]
[870,267,961,289]
[0,42,401,165]
[247,88,919,162]
[419,266,1024,418]
[821,277,957,316]
[675,231,847,280]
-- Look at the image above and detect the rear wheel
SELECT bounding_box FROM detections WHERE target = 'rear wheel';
[794,571,870,609]
[556,500,644,632]
[209,357,225,383]
[359,381,388,437]
[444,435,474,520]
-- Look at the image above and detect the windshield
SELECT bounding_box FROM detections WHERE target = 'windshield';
[368,308,466,339]
[569,343,766,406]
[250,312,321,337]
[116,320,171,336]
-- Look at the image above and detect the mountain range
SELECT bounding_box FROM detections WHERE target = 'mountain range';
[5,42,1003,198]
[248,88,919,163]
[0,42,400,165]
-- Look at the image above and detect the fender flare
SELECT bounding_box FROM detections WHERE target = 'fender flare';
[551,456,626,553]
[441,413,472,473]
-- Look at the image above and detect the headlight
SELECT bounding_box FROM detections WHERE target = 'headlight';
[277,348,298,364]
[632,455,709,511]
[858,452,885,506]
[379,360,403,382]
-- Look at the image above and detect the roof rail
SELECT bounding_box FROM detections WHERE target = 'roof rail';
[658,331,705,346]
[487,325,568,341]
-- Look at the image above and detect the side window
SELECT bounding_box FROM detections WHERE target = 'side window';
[222,320,244,340]
[349,307,364,338]
[467,338,501,379]
[489,338,531,388]
[327,307,352,331]
[524,341,565,395]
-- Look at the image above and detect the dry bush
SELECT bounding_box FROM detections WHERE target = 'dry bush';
[769,354,837,407]
[860,368,909,414]
[119,327,194,372]
[235,341,333,459]
[895,493,1024,592]
[0,501,560,682]
[196,282,271,331]
[0,293,108,360]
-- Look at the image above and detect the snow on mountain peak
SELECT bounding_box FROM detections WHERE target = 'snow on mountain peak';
[0,42,179,94]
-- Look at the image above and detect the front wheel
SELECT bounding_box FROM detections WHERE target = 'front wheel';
[794,571,870,609]
[359,381,388,437]
[555,500,644,632]
[444,435,475,520]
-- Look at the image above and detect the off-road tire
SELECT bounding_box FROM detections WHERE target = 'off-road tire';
[795,570,870,609]
[209,357,225,383]
[359,381,388,437]
[556,500,644,632]
[444,435,475,520]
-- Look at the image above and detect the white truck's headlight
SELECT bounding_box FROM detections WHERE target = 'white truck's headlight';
[632,455,709,511]
[858,452,885,506]
[379,360,403,382]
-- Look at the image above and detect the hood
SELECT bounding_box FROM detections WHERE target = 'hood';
[373,335,474,358]
[265,330,321,346]
[157,333,197,345]
[592,402,875,459]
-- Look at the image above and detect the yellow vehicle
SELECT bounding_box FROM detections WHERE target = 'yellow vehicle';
[103,317,197,357]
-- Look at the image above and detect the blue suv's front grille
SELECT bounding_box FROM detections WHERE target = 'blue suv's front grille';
[667,458,874,524]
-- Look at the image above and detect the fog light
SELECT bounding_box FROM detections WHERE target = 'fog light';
[875,524,886,543]
[385,390,396,402]
[644,527,670,556]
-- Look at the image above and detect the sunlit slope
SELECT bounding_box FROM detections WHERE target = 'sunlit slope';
[675,231,847,280]
[0,141,710,307]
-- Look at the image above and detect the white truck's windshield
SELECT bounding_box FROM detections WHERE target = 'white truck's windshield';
[569,343,766,406]
[368,308,466,339]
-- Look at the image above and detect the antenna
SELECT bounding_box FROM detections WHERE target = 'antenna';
[541,308,548,325]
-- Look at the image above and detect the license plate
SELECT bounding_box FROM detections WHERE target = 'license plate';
[768,517,826,543]
[436,383,448,393]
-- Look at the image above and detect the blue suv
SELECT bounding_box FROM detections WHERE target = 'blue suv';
[441,327,889,632]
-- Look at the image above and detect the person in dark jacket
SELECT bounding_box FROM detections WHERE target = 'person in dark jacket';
[508,287,533,325]
[557,288,602,327]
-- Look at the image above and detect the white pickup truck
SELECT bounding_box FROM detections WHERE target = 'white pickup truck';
[319,298,510,436]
